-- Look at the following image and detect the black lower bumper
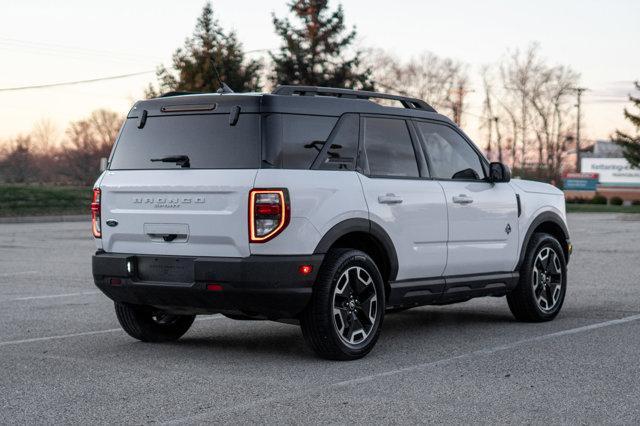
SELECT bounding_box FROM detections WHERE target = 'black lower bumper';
[92,252,324,319]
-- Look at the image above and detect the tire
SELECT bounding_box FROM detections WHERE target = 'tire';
[507,233,567,322]
[115,303,195,342]
[300,249,385,360]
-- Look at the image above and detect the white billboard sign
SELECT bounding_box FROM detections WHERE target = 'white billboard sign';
[581,157,640,186]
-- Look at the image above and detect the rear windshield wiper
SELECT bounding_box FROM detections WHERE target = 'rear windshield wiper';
[150,155,190,168]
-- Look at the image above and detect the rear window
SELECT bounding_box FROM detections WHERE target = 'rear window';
[109,114,261,170]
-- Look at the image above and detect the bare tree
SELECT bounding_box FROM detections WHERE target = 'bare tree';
[0,110,122,185]
[0,135,35,183]
[529,65,579,178]
[500,44,545,169]
[58,110,122,185]
[31,119,59,154]
[480,44,579,180]
[365,49,470,124]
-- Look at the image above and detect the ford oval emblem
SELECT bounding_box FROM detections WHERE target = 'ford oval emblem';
[106,219,118,227]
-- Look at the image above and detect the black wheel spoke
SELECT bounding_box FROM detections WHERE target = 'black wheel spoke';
[545,284,554,306]
[335,307,350,332]
[347,268,361,294]
[355,306,373,329]
[344,314,356,340]
[359,285,375,303]
[548,254,561,275]
[348,316,364,342]
[334,292,349,305]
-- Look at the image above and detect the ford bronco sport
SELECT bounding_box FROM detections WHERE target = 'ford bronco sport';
[92,86,571,360]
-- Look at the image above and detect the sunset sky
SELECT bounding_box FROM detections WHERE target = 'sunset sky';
[1,0,638,145]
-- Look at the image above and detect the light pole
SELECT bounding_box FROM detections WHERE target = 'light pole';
[574,87,587,172]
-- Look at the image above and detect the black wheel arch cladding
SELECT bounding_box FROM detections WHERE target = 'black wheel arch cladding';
[517,211,570,270]
[313,218,399,282]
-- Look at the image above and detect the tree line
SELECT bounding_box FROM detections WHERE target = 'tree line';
[2,0,638,185]
[0,110,121,185]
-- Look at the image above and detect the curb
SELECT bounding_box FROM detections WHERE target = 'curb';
[0,215,88,224]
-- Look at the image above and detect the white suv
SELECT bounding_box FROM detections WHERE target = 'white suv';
[91,86,571,360]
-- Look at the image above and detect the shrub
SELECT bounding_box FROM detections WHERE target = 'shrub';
[567,197,589,204]
[632,200,640,206]
[610,196,624,206]
[591,195,607,205]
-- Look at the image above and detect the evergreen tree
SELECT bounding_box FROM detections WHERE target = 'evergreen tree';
[614,81,640,168]
[270,0,373,90]
[146,2,261,97]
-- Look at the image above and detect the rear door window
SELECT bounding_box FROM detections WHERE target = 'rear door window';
[363,117,419,178]
[109,114,261,170]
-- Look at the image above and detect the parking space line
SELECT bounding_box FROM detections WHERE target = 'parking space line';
[0,315,223,347]
[0,328,122,347]
[163,313,640,424]
[0,271,38,277]
[1,291,101,302]
[331,313,640,389]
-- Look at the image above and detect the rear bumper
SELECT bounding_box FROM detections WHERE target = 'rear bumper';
[92,251,324,319]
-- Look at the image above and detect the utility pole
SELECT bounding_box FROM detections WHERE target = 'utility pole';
[450,83,473,125]
[485,115,493,160]
[451,85,463,125]
[574,87,587,172]
[494,116,503,163]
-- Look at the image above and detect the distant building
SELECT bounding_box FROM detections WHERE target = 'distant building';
[582,140,625,159]
[570,140,640,202]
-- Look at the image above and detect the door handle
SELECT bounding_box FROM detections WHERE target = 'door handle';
[452,194,473,205]
[378,193,403,205]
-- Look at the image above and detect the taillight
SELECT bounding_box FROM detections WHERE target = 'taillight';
[249,189,290,243]
[91,188,101,238]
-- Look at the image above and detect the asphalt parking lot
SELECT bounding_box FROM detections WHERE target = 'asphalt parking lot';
[0,213,639,424]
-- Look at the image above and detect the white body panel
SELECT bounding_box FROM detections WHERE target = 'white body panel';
[439,181,519,275]
[98,169,257,257]
[510,179,567,267]
[358,175,448,280]
[94,166,568,281]
[251,170,367,255]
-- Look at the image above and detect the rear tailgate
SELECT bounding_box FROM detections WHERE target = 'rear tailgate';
[99,96,262,258]
[99,169,257,257]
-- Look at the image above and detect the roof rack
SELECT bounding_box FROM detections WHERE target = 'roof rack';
[271,85,436,112]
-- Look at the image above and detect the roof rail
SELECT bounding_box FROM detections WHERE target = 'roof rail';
[271,85,436,112]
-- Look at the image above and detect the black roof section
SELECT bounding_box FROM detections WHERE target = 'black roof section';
[272,85,436,112]
[129,86,448,123]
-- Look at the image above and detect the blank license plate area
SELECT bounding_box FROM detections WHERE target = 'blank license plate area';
[136,257,194,283]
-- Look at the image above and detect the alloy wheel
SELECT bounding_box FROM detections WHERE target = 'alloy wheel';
[532,247,563,312]
[332,266,378,346]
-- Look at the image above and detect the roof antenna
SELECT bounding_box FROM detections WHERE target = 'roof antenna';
[212,58,234,94]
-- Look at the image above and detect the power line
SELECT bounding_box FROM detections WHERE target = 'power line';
[0,70,155,92]
[0,36,165,63]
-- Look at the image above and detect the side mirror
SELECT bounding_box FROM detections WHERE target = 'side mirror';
[489,162,511,183]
